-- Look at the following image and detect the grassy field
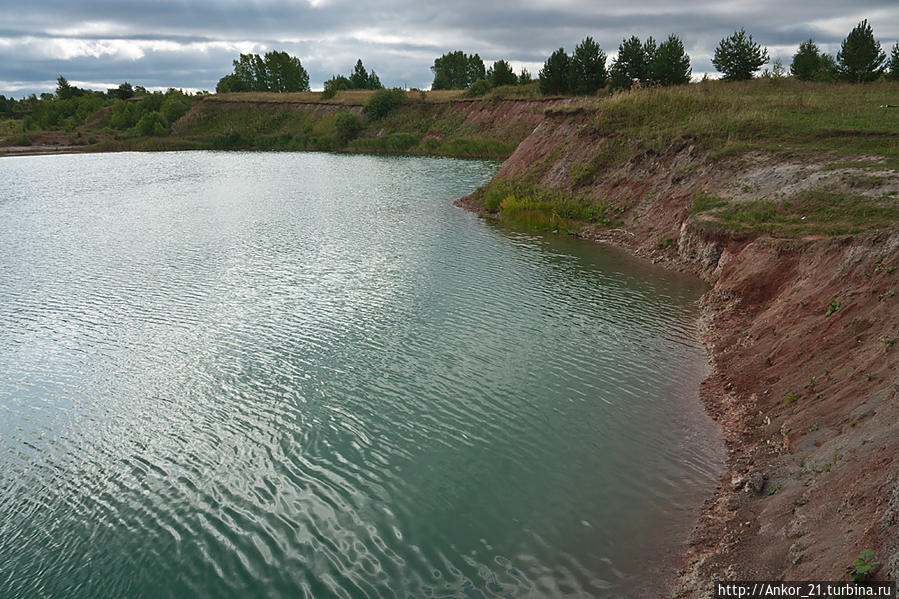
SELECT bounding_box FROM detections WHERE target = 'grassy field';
[578,78,899,164]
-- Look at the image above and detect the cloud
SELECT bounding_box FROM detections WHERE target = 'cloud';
[2,0,898,96]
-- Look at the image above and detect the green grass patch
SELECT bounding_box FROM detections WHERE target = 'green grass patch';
[472,179,618,231]
[692,189,729,213]
[696,188,897,236]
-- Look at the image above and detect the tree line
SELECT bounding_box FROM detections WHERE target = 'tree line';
[2,16,898,123]
[0,77,197,134]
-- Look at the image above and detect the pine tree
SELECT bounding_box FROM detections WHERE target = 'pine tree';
[609,36,647,90]
[887,42,899,82]
[488,60,518,87]
[712,29,769,81]
[837,19,886,83]
[568,37,607,94]
[56,76,74,100]
[790,39,822,81]
[539,48,571,95]
[649,34,691,86]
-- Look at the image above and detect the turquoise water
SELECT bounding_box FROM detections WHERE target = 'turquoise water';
[0,151,722,598]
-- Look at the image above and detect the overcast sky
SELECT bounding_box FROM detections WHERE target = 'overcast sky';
[2,0,898,97]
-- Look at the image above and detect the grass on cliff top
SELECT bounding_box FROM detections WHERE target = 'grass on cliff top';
[574,79,899,165]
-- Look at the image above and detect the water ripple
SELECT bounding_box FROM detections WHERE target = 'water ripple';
[0,151,722,599]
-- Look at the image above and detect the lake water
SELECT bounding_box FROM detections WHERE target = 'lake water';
[0,151,722,598]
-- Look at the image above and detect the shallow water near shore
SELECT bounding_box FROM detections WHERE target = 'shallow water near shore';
[0,151,723,598]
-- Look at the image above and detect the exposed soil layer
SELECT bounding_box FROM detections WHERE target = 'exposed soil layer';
[459,106,899,594]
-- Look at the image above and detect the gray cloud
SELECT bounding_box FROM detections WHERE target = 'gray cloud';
[2,0,898,96]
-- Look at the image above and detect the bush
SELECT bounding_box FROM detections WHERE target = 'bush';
[334,111,363,143]
[135,111,168,136]
[362,87,406,120]
[464,79,492,97]
[160,92,191,124]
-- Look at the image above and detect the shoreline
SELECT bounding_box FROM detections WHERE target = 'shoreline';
[459,193,899,594]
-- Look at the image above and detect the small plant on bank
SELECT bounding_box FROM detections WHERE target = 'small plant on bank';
[846,549,879,582]
[825,300,840,316]
[882,338,897,346]
[691,189,728,213]
[657,237,673,249]
[568,161,596,187]
[768,482,782,495]
[877,290,894,301]
[782,389,800,404]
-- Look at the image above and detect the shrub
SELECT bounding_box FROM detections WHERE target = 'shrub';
[464,79,492,97]
[363,87,406,120]
[135,111,168,136]
[160,92,191,124]
[334,111,363,143]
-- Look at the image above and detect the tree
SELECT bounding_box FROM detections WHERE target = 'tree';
[108,82,135,100]
[837,19,886,83]
[568,37,607,94]
[817,53,839,82]
[217,51,309,93]
[350,59,369,89]
[430,51,484,89]
[56,76,75,100]
[488,59,518,87]
[791,39,822,81]
[539,48,571,94]
[262,51,310,92]
[519,68,532,84]
[610,36,648,90]
[216,74,246,93]
[712,29,769,81]
[648,34,691,86]
[160,90,191,124]
[888,42,899,81]
[467,53,486,85]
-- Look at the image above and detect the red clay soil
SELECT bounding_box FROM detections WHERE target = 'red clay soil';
[459,106,899,595]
